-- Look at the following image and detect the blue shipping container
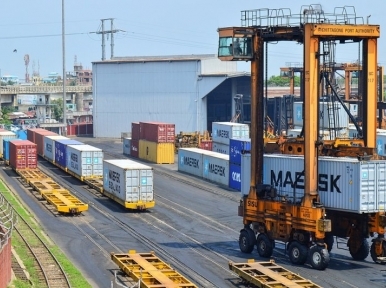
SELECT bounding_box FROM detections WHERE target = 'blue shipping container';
[55,139,83,168]
[229,138,251,165]
[229,163,241,191]
[17,130,27,140]
[3,138,24,161]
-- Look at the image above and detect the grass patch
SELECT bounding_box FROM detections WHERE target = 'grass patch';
[0,179,92,288]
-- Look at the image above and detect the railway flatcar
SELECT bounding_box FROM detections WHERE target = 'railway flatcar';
[24,128,155,210]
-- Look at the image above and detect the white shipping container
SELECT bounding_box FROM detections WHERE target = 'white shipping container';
[241,153,386,213]
[241,154,251,196]
[202,152,229,186]
[43,135,68,161]
[349,103,358,117]
[123,137,131,155]
[293,102,349,128]
[0,131,17,156]
[212,122,250,145]
[212,142,229,155]
[103,159,154,203]
[67,144,104,178]
[178,148,205,178]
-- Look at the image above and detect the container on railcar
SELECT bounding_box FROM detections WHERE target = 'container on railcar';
[44,135,68,162]
[103,159,154,206]
[9,140,37,170]
[67,144,103,179]
[0,131,17,158]
[54,139,83,168]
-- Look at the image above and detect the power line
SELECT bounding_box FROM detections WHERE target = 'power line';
[0,32,88,40]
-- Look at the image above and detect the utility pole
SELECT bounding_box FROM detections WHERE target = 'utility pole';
[94,18,123,60]
[62,0,67,135]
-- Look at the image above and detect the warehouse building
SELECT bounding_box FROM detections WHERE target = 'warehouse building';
[92,54,251,138]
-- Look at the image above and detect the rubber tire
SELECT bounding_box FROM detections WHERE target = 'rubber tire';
[239,229,255,254]
[349,239,369,261]
[308,245,330,270]
[324,233,334,253]
[256,234,274,258]
[288,241,308,265]
[370,241,386,264]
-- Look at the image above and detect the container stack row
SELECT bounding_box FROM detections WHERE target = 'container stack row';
[211,122,250,155]
[228,138,251,191]
[124,122,175,164]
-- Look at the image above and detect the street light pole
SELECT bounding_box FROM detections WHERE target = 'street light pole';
[62,0,67,136]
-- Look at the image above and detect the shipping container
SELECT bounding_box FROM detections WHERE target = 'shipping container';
[139,140,174,164]
[287,128,348,140]
[34,130,58,156]
[177,148,206,178]
[376,134,386,156]
[140,122,175,143]
[67,144,103,179]
[202,152,229,186]
[212,142,229,155]
[211,122,250,145]
[130,139,139,158]
[9,140,37,170]
[0,131,17,157]
[27,128,44,143]
[293,101,349,128]
[16,130,27,140]
[3,139,10,162]
[229,162,241,191]
[241,153,386,213]
[55,139,83,168]
[241,153,251,196]
[229,138,251,165]
[43,135,68,162]
[123,137,131,155]
[103,159,154,204]
[131,122,140,140]
[199,140,213,151]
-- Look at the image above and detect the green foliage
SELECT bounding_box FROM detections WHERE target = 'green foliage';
[0,106,15,124]
[51,98,64,121]
[266,75,301,87]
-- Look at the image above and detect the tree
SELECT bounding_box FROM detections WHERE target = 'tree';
[0,106,15,125]
[266,75,301,87]
[51,99,64,121]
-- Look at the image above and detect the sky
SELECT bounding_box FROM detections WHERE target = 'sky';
[0,0,385,82]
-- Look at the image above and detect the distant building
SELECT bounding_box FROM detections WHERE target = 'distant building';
[1,75,19,85]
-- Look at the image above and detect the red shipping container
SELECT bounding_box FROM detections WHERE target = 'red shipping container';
[132,122,140,140]
[130,139,139,158]
[140,122,175,143]
[9,140,37,170]
[199,140,213,151]
[27,128,47,144]
[34,130,57,156]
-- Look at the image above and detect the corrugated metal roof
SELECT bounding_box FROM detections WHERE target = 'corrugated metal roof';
[93,54,217,64]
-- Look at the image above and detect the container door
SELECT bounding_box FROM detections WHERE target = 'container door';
[126,170,140,202]
[140,169,153,202]
[377,161,386,211]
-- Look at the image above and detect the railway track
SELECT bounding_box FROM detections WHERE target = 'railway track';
[13,211,71,288]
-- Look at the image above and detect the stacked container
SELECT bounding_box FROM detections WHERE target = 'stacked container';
[9,140,37,170]
[67,144,103,179]
[0,131,17,158]
[138,122,175,164]
[241,153,386,214]
[229,138,251,191]
[199,140,213,151]
[131,122,140,158]
[55,139,84,168]
[103,159,154,206]
[44,135,69,162]
[27,129,58,156]
[211,122,249,155]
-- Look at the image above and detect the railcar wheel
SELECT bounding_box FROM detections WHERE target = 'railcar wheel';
[349,239,369,261]
[308,245,330,270]
[239,229,255,254]
[288,241,308,265]
[256,234,273,258]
